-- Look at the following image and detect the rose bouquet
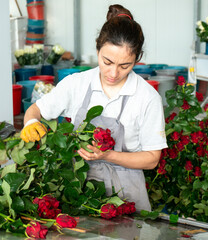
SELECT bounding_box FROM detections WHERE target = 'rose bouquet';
[15,47,40,66]
[145,76,208,222]
[196,16,208,43]
[0,106,135,238]
[46,44,65,65]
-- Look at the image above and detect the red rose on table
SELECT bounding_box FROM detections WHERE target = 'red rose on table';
[93,127,115,151]
[56,214,77,228]
[100,203,117,219]
[123,201,136,214]
[33,195,61,219]
[25,221,48,239]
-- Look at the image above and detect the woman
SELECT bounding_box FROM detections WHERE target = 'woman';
[21,4,167,211]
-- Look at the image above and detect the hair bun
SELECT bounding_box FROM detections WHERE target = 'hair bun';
[106,4,134,21]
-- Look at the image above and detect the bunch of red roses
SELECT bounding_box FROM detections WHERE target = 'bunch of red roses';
[99,201,136,220]
[145,75,208,222]
[24,195,78,239]
[93,127,115,151]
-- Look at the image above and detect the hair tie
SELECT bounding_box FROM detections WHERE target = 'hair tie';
[117,13,132,20]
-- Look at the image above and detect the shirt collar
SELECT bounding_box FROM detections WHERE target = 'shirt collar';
[91,66,138,96]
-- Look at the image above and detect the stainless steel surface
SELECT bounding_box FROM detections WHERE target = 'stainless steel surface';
[0,215,202,239]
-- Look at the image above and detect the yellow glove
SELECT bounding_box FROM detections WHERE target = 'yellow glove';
[20,120,47,143]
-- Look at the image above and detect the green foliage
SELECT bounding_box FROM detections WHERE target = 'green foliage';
[145,77,208,222]
[0,106,122,234]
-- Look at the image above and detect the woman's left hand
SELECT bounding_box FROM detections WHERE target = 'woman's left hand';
[77,141,110,161]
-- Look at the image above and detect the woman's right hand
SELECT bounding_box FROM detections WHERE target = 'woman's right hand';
[20,120,47,143]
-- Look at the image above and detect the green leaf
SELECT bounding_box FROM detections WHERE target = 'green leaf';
[78,134,92,141]
[138,210,159,220]
[57,122,74,134]
[0,121,6,131]
[6,139,21,150]
[1,163,16,178]
[193,179,202,190]
[58,169,75,181]
[41,118,57,132]
[11,196,25,212]
[80,141,93,152]
[76,122,88,132]
[84,105,103,123]
[193,203,206,209]
[86,181,95,190]
[3,172,26,193]
[0,140,5,150]
[24,141,35,150]
[107,196,124,206]
[22,197,38,212]
[74,159,85,171]
[64,186,80,200]
[88,198,101,208]
[52,132,67,148]
[25,151,43,167]
[2,180,15,218]
[20,168,35,191]
[169,214,179,224]
[11,146,29,165]
[90,180,106,198]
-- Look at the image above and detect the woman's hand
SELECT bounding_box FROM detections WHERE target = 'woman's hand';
[77,141,111,161]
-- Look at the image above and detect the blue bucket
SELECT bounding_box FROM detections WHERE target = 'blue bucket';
[22,98,33,112]
[14,68,37,82]
[17,80,36,99]
[148,64,168,70]
[58,68,81,82]
[41,65,54,75]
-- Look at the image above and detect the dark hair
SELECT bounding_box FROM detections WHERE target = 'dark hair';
[96,4,144,61]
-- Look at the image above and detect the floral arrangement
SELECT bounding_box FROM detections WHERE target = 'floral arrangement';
[0,106,135,238]
[196,17,208,42]
[14,44,65,67]
[145,76,208,222]
[46,44,65,65]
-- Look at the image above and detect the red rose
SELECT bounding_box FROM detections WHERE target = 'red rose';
[194,167,202,177]
[160,148,168,158]
[100,203,117,219]
[181,135,190,145]
[65,117,71,123]
[196,92,204,102]
[116,204,124,216]
[199,121,205,129]
[196,146,205,157]
[157,166,167,175]
[56,214,77,228]
[93,127,115,151]
[33,195,61,219]
[191,131,204,144]
[181,100,190,110]
[159,159,166,168]
[25,221,48,239]
[146,182,150,190]
[176,142,185,151]
[185,161,193,171]
[168,148,178,159]
[172,132,180,141]
[177,76,186,86]
[122,201,136,214]
[165,112,177,123]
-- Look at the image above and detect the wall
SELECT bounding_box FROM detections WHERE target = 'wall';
[9,0,208,67]
[0,1,13,123]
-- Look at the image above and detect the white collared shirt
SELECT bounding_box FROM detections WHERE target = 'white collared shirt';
[36,66,167,152]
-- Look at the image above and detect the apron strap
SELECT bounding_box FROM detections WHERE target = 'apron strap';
[82,83,129,121]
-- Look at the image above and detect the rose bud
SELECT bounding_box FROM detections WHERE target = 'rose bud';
[56,214,77,228]
[25,221,48,239]
[100,203,117,219]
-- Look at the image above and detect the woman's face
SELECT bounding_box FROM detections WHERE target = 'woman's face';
[97,43,136,87]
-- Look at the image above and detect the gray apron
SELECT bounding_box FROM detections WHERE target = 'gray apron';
[74,84,151,211]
